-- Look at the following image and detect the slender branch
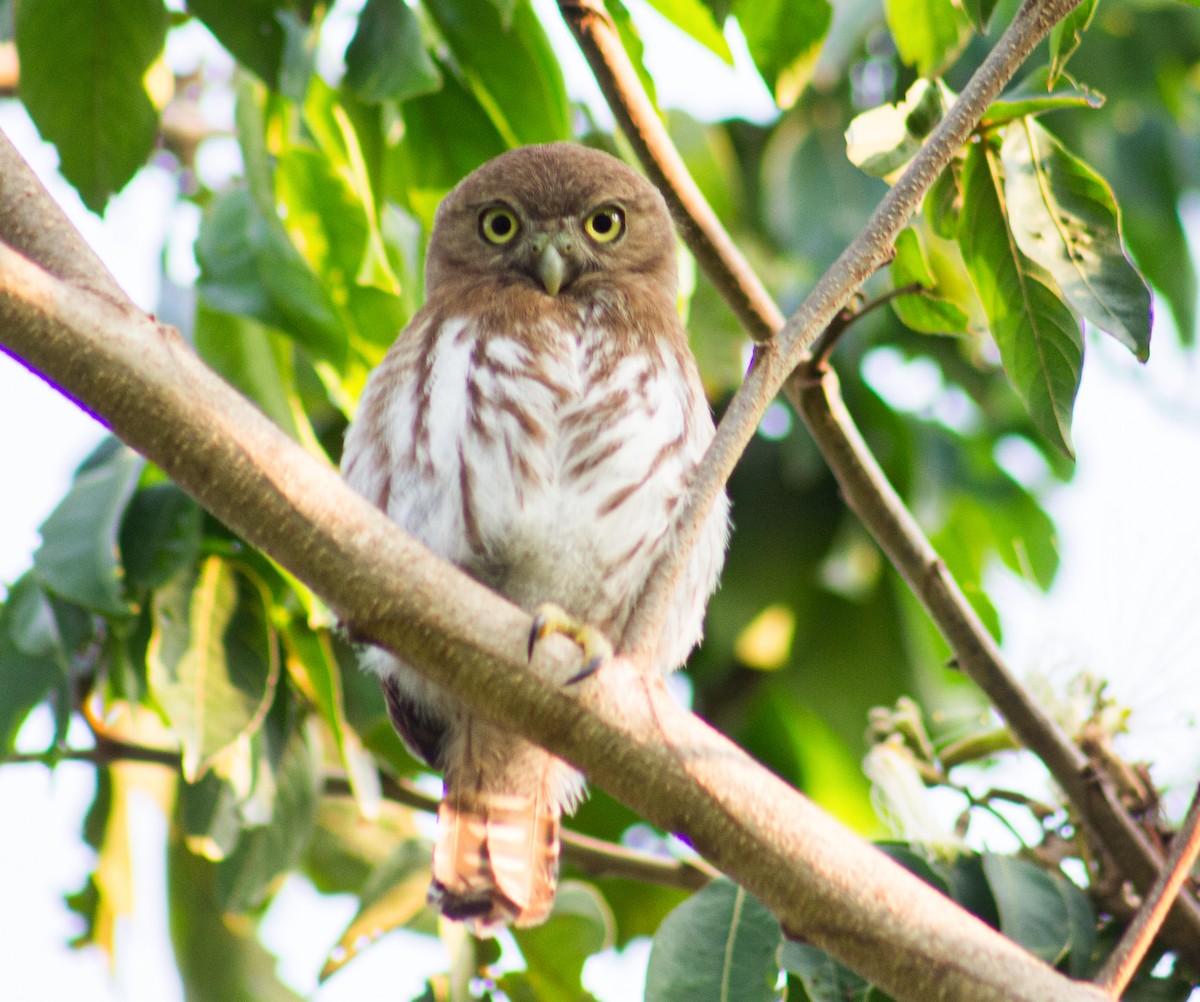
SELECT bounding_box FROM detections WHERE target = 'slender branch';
[558,0,1200,966]
[1096,784,1200,996]
[5,741,713,892]
[566,0,1085,663]
[0,227,1107,999]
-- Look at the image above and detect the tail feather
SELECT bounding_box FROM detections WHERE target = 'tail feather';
[431,790,561,936]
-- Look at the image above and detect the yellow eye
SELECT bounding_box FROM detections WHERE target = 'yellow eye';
[479,206,519,244]
[584,206,625,243]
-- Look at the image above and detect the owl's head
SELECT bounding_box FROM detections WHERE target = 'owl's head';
[424,143,678,304]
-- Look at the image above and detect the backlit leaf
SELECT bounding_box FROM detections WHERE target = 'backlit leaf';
[733,0,831,109]
[423,0,570,147]
[1002,119,1152,361]
[891,226,971,334]
[645,0,733,64]
[148,557,280,780]
[645,879,782,1002]
[188,0,286,89]
[959,142,1082,457]
[15,0,166,212]
[885,0,969,78]
[505,883,615,1000]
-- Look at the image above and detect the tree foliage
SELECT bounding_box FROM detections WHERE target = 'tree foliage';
[1,0,1198,999]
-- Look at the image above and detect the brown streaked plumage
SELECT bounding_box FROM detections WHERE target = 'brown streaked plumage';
[341,143,729,934]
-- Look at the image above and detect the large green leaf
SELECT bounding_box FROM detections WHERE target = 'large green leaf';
[16,0,166,212]
[1002,119,1152,361]
[959,142,1083,458]
[645,880,783,1002]
[148,557,281,780]
[344,0,441,103]
[980,854,1071,966]
[33,442,143,616]
[884,0,969,78]
[423,0,570,147]
[732,0,830,109]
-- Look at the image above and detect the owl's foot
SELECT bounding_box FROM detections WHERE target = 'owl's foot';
[528,603,613,685]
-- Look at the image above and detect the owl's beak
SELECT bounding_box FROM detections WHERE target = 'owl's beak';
[535,244,567,297]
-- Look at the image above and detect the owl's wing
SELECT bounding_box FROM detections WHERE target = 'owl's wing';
[340,314,466,768]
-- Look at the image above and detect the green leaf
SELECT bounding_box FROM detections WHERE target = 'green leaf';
[0,591,66,755]
[980,69,1104,129]
[961,0,998,33]
[168,835,305,1002]
[188,0,286,90]
[1053,870,1096,979]
[891,226,971,334]
[33,443,143,616]
[216,718,323,912]
[1002,119,1152,361]
[781,941,874,1002]
[344,0,441,103]
[320,838,433,981]
[846,79,944,178]
[732,0,831,109]
[148,557,281,781]
[645,879,783,1002]
[645,0,733,63]
[181,770,246,862]
[959,142,1083,457]
[884,0,969,78]
[423,0,570,147]
[389,63,509,228]
[505,883,615,1001]
[1048,0,1098,87]
[981,854,1071,965]
[15,0,166,212]
[284,623,380,815]
[196,183,349,370]
[119,482,203,593]
[925,159,963,239]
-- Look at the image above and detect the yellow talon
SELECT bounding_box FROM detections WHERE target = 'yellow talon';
[528,603,613,685]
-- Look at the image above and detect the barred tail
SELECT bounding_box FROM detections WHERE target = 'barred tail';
[430,788,561,936]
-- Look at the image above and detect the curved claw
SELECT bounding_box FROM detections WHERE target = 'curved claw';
[527,602,613,685]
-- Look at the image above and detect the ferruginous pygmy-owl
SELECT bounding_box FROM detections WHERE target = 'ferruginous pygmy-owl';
[341,142,729,934]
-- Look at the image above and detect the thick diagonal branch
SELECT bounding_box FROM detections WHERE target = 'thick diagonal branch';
[0,223,1103,1000]
[560,0,1200,965]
